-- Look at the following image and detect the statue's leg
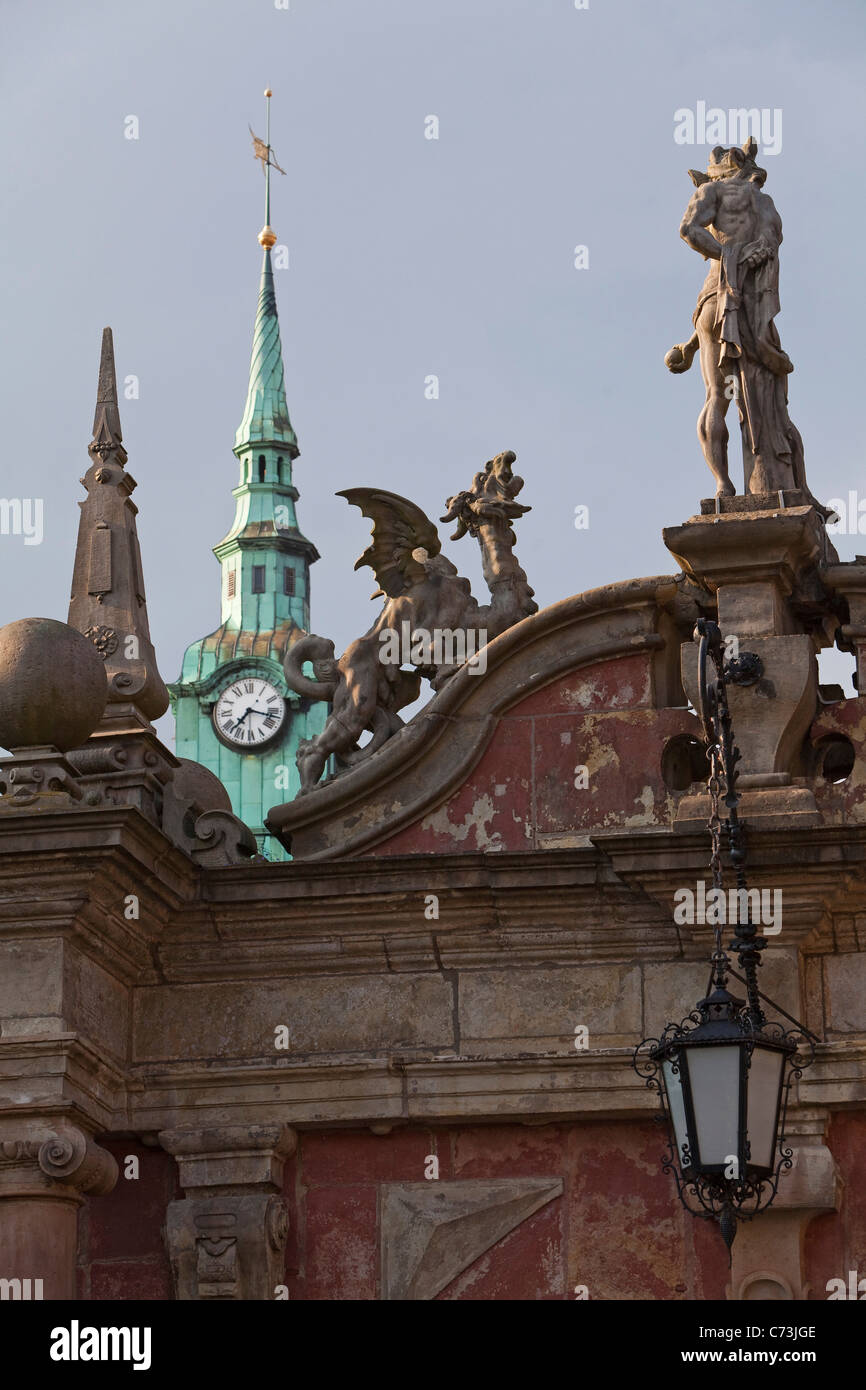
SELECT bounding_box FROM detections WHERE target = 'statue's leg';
[296,737,329,792]
[696,301,736,497]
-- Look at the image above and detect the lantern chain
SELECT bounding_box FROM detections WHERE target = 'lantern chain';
[695,618,765,1024]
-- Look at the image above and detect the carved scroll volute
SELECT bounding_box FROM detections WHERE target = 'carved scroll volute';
[0,1128,118,1199]
[38,1130,118,1195]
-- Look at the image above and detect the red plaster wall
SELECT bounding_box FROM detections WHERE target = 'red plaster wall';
[809,699,866,822]
[369,655,699,856]
[805,1112,866,1299]
[77,1138,178,1300]
[282,1120,729,1301]
[77,1114,866,1300]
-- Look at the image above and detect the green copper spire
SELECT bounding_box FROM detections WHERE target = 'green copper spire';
[169,88,324,862]
[234,250,298,457]
[235,89,297,458]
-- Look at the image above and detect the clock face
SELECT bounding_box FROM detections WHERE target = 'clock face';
[213,677,286,749]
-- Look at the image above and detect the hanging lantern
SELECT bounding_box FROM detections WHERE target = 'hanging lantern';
[634,619,815,1251]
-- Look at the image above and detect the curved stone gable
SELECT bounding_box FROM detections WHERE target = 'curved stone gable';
[268,574,706,859]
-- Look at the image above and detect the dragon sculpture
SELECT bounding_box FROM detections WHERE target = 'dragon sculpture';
[284,450,536,792]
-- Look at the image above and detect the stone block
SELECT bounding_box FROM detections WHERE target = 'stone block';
[134,973,455,1060]
[825,954,866,1032]
[459,964,641,1051]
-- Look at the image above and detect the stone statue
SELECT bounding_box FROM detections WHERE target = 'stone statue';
[283,450,536,791]
[665,138,821,506]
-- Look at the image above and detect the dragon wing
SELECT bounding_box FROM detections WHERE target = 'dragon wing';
[337,488,442,600]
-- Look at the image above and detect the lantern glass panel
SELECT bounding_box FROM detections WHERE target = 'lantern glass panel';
[746,1045,785,1171]
[686,1044,742,1168]
[662,1058,689,1165]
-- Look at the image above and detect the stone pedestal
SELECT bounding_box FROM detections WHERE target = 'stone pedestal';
[66,707,177,824]
[664,503,839,829]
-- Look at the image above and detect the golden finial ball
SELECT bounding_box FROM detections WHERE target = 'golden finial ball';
[264,88,272,97]
[258,225,277,249]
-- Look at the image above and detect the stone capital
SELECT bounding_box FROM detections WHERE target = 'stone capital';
[158,1123,296,1194]
[0,1126,118,1202]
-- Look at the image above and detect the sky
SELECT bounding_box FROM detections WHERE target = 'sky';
[2,0,865,748]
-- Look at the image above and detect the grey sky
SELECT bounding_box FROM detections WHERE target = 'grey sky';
[2,0,865,747]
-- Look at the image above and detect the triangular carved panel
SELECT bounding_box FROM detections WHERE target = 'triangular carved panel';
[380,1177,563,1300]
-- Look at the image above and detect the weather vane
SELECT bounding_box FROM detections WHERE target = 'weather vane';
[249,88,285,249]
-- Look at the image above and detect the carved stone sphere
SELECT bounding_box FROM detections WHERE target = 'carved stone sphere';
[0,617,108,752]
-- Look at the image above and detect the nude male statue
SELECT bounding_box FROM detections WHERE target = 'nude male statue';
[666,138,819,504]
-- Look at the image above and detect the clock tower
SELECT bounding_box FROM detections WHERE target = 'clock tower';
[169,92,325,859]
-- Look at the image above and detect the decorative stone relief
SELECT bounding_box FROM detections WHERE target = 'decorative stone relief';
[83,625,119,659]
[380,1177,563,1301]
[165,1193,289,1301]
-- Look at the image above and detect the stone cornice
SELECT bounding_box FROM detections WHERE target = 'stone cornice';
[120,1042,864,1134]
[165,845,678,981]
[0,805,199,984]
[596,822,866,949]
[0,1034,127,1133]
[169,829,866,975]
[0,803,197,895]
[664,506,834,598]
[7,1035,861,1136]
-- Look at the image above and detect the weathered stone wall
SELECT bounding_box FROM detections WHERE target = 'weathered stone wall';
[4,513,866,1300]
